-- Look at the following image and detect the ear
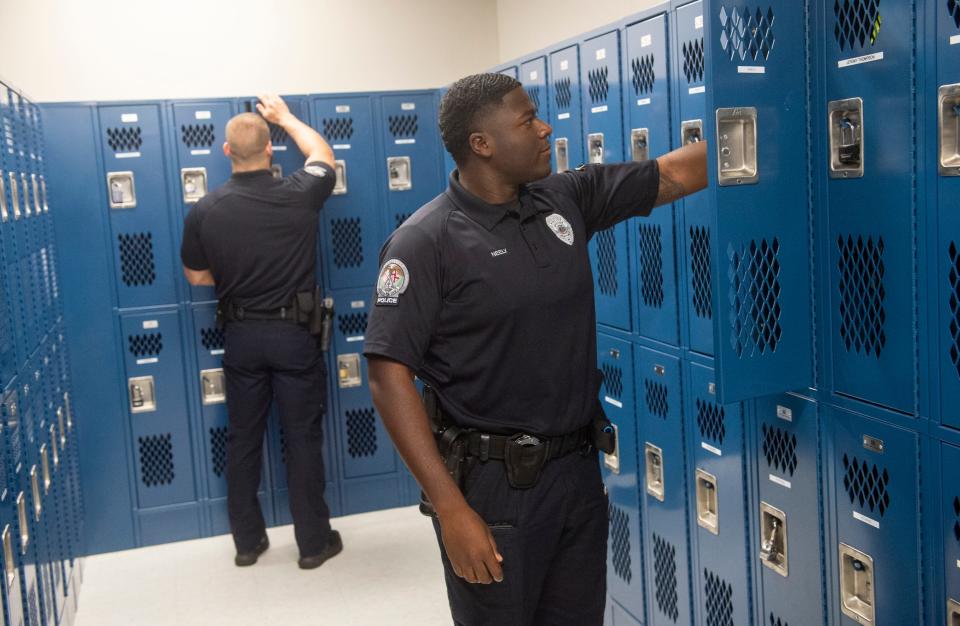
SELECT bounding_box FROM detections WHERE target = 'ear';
[265,143,274,159]
[468,131,493,159]
[222,142,231,158]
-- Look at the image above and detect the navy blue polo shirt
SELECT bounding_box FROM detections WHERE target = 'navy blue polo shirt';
[363,161,660,436]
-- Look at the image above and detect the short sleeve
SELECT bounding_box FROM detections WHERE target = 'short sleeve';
[363,225,442,371]
[180,207,209,270]
[284,161,336,209]
[549,160,660,236]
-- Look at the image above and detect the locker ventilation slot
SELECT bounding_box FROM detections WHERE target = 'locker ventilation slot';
[842,454,890,517]
[105,126,143,153]
[346,408,378,458]
[200,327,225,352]
[554,77,572,110]
[388,115,418,138]
[394,212,411,230]
[833,0,882,51]
[704,569,735,626]
[608,503,632,584]
[761,423,798,476]
[953,496,960,543]
[690,226,712,320]
[337,312,368,337]
[596,227,618,296]
[951,0,960,30]
[525,86,541,112]
[138,434,175,487]
[631,55,656,96]
[321,118,354,142]
[330,218,364,268]
[210,426,227,478]
[768,614,789,626]
[653,534,680,622]
[682,39,705,84]
[180,124,215,149]
[719,6,776,62]
[645,379,669,419]
[947,243,960,379]
[696,399,726,445]
[268,123,288,146]
[128,333,163,358]
[837,235,886,357]
[587,66,609,104]
[638,224,665,308]
[729,238,782,357]
[28,586,38,626]
[118,233,157,286]
[601,363,623,401]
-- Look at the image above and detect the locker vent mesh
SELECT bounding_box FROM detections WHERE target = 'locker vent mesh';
[128,333,163,358]
[704,569,735,626]
[139,433,175,487]
[601,363,623,401]
[554,77,573,110]
[180,124,215,149]
[696,398,726,445]
[653,533,680,622]
[645,379,669,419]
[690,226,712,320]
[268,123,288,146]
[837,234,886,357]
[394,212,412,230]
[322,118,354,142]
[631,55,656,96]
[951,0,960,30]
[761,423,798,476]
[608,503,632,583]
[587,66,609,104]
[682,39,705,83]
[638,224,665,308]
[842,454,890,517]
[346,407,378,458]
[105,126,142,153]
[719,6,776,62]
[117,233,157,286]
[525,86,542,112]
[834,0,882,51]
[388,115,418,138]
[200,326,225,352]
[947,243,960,379]
[769,614,789,626]
[337,312,368,337]
[728,238,783,357]
[596,227,618,297]
[953,496,960,543]
[330,218,363,269]
[29,585,38,626]
[210,426,227,478]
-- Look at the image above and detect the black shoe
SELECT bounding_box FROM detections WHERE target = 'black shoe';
[298,530,343,570]
[234,535,269,567]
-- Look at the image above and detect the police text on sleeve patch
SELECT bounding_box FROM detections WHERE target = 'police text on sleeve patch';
[304,164,328,177]
[376,259,410,306]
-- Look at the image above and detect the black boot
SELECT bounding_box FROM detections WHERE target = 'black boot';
[298,530,343,570]
[234,534,269,567]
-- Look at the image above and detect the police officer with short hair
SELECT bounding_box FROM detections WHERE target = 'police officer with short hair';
[181,94,342,569]
[365,74,707,624]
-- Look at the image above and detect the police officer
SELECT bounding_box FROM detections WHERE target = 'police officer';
[364,73,707,624]
[181,94,342,569]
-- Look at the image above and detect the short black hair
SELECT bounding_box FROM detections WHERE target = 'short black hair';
[439,73,523,165]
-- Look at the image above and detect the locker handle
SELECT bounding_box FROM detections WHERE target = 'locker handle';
[15,493,27,554]
[587,133,604,164]
[828,97,864,178]
[30,466,42,521]
[333,160,347,195]
[554,138,570,173]
[839,543,875,625]
[602,423,620,474]
[695,468,719,535]
[0,169,7,221]
[40,446,51,495]
[644,443,664,502]
[759,502,788,577]
[2,525,13,587]
[50,424,60,467]
[715,107,758,186]
[938,83,960,176]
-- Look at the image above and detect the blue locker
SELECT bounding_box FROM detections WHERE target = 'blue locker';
[819,1,918,413]
[686,361,752,626]
[520,56,550,126]
[635,346,693,626]
[313,96,381,291]
[236,95,310,181]
[942,441,960,626]
[583,31,632,334]
[597,334,644,622]
[624,14,680,347]
[826,404,922,626]
[0,478,25,626]
[497,65,519,80]
[0,106,20,386]
[549,45,585,173]
[436,88,457,181]
[752,393,824,626]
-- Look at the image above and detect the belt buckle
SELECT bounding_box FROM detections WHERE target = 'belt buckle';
[513,434,541,447]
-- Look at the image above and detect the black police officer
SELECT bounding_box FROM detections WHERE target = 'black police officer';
[181,94,342,569]
[364,73,707,624]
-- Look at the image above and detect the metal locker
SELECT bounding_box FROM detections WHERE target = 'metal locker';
[597,334,643,622]
[313,96,381,291]
[497,65,519,80]
[942,441,960,626]
[624,14,680,346]
[97,104,178,309]
[549,45,586,174]
[521,56,550,128]
[0,480,25,626]
[635,346,693,626]
[826,405,922,626]
[609,597,644,626]
[436,88,458,180]
[0,83,28,378]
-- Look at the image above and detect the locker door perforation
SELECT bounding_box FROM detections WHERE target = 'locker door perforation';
[209,426,227,478]
[587,66,610,104]
[631,55,656,96]
[952,495,959,542]
[525,86,542,113]
[690,226,713,320]
[653,533,680,622]
[833,0,882,51]
[330,218,364,268]
[388,115,419,138]
[761,423,798,476]
[728,238,783,358]
[117,232,157,286]
[842,454,890,517]
[105,126,143,153]
[696,398,726,445]
[138,433,175,487]
[644,379,669,419]
[608,503,632,583]
[180,124,215,149]
[947,242,960,379]
[768,614,789,626]
[596,227,618,296]
[704,569,735,626]
[268,123,288,146]
[321,118,354,142]
[394,212,412,230]
[601,363,623,401]
[837,234,886,357]
[719,6,776,62]
[200,327,225,352]
[682,39,705,84]
[346,407,378,458]
[950,0,960,30]
[337,312,368,337]
[128,332,163,358]
[638,224,665,308]
[554,77,572,110]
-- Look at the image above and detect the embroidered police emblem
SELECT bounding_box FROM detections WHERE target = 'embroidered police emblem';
[304,164,327,177]
[376,259,409,306]
[545,213,574,246]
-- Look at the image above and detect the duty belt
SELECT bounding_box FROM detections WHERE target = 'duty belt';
[226,305,294,322]
[463,425,592,463]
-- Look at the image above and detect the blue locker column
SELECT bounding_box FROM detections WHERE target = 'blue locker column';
[0,84,21,387]
[941,441,960,626]
[818,1,918,413]
[825,405,922,625]
[435,89,457,181]
[313,96,380,291]
[548,45,585,174]
[685,361,752,626]
[521,56,550,127]
[751,394,824,626]
[624,14,680,347]
[32,102,59,339]
[0,431,25,626]
[635,346,693,626]
[118,309,201,545]
[596,334,644,623]
[673,2,712,356]
[582,31,632,333]
[20,100,46,349]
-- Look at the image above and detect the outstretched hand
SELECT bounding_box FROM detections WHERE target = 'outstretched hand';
[256,93,291,126]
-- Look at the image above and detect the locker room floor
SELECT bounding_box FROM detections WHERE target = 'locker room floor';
[74,505,452,625]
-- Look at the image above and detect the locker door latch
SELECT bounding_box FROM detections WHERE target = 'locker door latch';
[128,376,156,413]
[49,424,60,468]
[337,353,362,388]
[2,525,13,587]
[588,133,604,164]
[839,543,875,625]
[602,423,620,474]
[631,128,649,162]
[938,83,960,176]
[387,157,412,191]
[715,107,758,186]
[333,160,348,195]
[681,119,703,146]
[40,445,51,495]
[644,442,664,501]
[30,466,41,522]
[200,369,226,405]
[948,598,960,626]
[107,171,137,209]
[181,167,208,204]
[554,137,570,173]
[16,493,28,554]
[759,502,788,577]
[0,170,7,221]
[828,97,864,178]
[695,468,719,535]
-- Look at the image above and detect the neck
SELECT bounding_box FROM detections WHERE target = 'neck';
[231,161,270,174]
[458,167,519,205]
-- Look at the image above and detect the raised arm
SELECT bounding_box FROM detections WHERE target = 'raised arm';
[256,93,335,169]
[654,139,708,207]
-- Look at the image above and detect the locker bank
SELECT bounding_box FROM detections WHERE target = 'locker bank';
[0,0,954,623]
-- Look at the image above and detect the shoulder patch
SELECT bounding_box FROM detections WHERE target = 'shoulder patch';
[304,164,328,177]
[376,259,410,306]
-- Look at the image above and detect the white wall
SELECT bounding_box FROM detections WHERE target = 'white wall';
[0,0,500,102]
[496,0,663,63]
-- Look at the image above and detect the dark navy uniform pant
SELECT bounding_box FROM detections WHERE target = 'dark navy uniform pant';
[432,449,608,625]
[223,320,331,557]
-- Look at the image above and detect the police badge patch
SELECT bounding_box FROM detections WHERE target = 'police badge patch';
[545,213,574,246]
[376,259,410,306]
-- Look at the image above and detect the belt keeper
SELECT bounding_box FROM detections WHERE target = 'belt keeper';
[479,434,490,461]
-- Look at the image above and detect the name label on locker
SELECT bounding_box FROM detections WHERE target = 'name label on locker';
[272,145,287,151]
[336,105,351,113]
[351,300,365,309]
[401,102,416,111]
[136,358,158,365]
[195,111,211,120]
[689,86,706,95]
[838,51,884,68]
[190,149,211,156]
[557,113,571,120]
[115,152,141,159]
[121,113,139,123]
[701,441,722,456]
[695,15,703,29]
[346,335,365,343]
[853,511,880,529]
[560,60,569,71]
[529,70,539,80]
[641,35,652,48]
[395,139,416,145]
[333,144,351,150]
[956,559,960,569]
[738,66,766,74]
[637,98,651,106]
[591,105,608,114]
[952,34,960,45]
[769,474,792,489]
[604,396,622,409]
[211,349,224,356]
[595,48,606,61]
[143,320,159,329]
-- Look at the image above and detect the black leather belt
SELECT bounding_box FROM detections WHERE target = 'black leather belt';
[464,425,591,462]
[230,306,294,321]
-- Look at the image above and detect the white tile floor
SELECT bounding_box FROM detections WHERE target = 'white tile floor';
[74,505,453,626]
